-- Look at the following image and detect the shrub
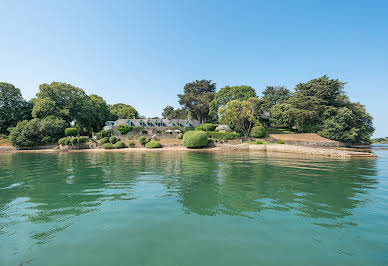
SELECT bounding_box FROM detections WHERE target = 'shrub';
[205,131,240,140]
[77,137,88,145]
[70,137,78,145]
[100,137,109,144]
[95,132,102,139]
[176,133,183,139]
[114,141,126,149]
[65,127,78,137]
[58,137,66,145]
[128,141,135,147]
[145,141,161,149]
[42,136,56,144]
[183,131,208,148]
[250,125,266,138]
[208,138,214,145]
[196,123,217,132]
[100,130,110,138]
[117,125,133,135]
[256,140,263,144]
[102,143,114,149]
[64,138,71,145]
[138,136,148,146]
[109,136,119,144]
[278,140,285,144]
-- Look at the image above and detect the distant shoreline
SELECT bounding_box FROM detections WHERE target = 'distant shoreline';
[0,143,377,158]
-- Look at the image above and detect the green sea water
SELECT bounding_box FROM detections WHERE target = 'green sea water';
[0,147,387,265]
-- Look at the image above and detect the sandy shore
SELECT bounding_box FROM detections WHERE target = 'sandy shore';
[0,143,377,158]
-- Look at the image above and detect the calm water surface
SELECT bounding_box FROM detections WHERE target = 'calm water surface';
[0,147,387,265]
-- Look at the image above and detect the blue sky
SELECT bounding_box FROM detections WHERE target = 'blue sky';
[0,0,387,137]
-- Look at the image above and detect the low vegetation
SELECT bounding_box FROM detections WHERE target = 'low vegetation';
[58,137,88,146]
[183,131,208,148]
[249,125,266,138]
[145,141,161,149]
[205,131,240,140]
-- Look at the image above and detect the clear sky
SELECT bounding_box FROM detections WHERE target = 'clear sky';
[0,0,387,137]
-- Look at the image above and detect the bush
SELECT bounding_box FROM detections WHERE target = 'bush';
[250,125,266,138]
[95,132,102,139]
[138,136,148,146]
[128,141,135,147]
[64,138,71,145]
[100,137,109,145]
[70,137,78,145]
[176,133,183,139]
[100,130,110,138]
[65,127,78,137]
[117,125,133,135]
[208,138,214,145]
[77,137,88,145]
[278,140,285,144]
[58,137,66,145]
[42,136,56,144]
[109,136,119,144]
[256,140,263,144]
[145,141,161,149]
[196,123,217,132]
[102,143,114,149]
[205,131,240,140]
[183,131,208,148]
[114,141,126,149]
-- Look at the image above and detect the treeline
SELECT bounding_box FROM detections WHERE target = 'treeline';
[372,137,388,144]
[161,76,374,144]
[0,82,140,147]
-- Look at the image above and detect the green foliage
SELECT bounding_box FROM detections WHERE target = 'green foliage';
[209,85,257,119]
[219,100,257,137]
[372,137,388,144]
[145,141,161,149]
[207,138,214,145]
[0,82,31,134]
[109,136,119,144]
[196,123,217,131]
[178,80,216,123]
[70,137,78,145]
[117,125,133,135]
[278,140,285,144]
[205,131,240,140]
[162,105,188,119]
[176,133,183,139]
[8,116,67,148]
[128,141,135,147]
[256,140,263,144]
[138,136,148,146]
[183,131,208,148]
[113,141,126,149]
[100,130,110,138]
[65,127,78,137]
[42,136,56,144]
[249,125,266,138]
[261,86,291,112]
[100,137,109,145]
[102,143,114,149]
[95,132,102,139]
[109,103,139,120]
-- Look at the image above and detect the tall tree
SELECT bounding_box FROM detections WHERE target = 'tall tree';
[261,86,291,112]
[219,100,257,137]
[81,94,110,132]
[162,105,188,119]
[0,82,31,134]
[209,85,257,119]
[178,80,216,123]
[109,103,139,120]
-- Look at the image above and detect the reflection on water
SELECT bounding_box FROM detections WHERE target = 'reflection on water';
[0,150,387,265]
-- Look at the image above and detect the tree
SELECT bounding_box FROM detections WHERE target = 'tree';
[83,94,110,132]
[261,86,291,111]
[209,85,257,119]
[178,80,216,123]
[109,103,139,120]
[32,82,89,125]
[318,103,374,144]
[219,100,257,137]
[0,82,31,134]
[8,116,67,147]
[162,105,188,119]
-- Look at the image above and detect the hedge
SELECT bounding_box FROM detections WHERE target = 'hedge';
[183,131,208,148]
[196,123,217,132]
[58,137,88,146]
[205,131,240,140]
[145,141,161,149]
[109,136,119,144]
[117,125,133,135]
[100,137,109,144]
[102,143,114,149]
[114,141,126,149]
[250,125,266,138]
[65,127,78,137]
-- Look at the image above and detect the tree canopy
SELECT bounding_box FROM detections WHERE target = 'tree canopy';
[209,85,257,119]
[0,82,31,134]
[162,105,188,119]
[261,86,291,112]
[109,103,139,120]
[178,80,216,123]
